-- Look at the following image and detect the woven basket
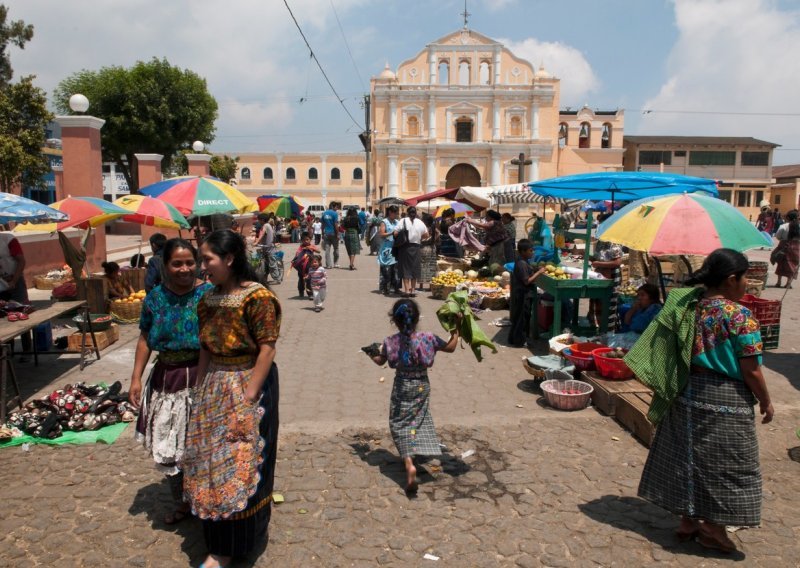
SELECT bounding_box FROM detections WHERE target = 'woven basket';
[541,379,593,411]
[745,279,763,298]
[33,275,69,290]
[522,358,546,379]
[110,300,143,323]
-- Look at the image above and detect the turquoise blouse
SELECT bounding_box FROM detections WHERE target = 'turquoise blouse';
[691,298,762,380]
[139,283,212,353]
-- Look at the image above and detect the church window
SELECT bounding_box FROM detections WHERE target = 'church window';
[510,116,522,137]
[601,123,612,149]
[331,167,341,180]
[456,118,473,143]
[559,123,569,146]
[479,61,491,85]
[308,167,318,180]
[438,60,449,85]
[285,167,296,180]
[406,170,419,192]
[353,168,363,180]
[263,167,273,180]
[241,167,251,180]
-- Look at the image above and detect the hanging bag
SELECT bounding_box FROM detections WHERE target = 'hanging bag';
[391,219,410,257]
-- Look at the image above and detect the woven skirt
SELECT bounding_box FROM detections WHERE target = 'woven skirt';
[398,243,421,280]
[389,371,441,458]
[344,228,361,255]
[638,367,761,526]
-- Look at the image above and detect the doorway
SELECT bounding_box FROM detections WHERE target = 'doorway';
[445,163,481,188]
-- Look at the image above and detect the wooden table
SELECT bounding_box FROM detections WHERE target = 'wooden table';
[0,300,100,422]
[530,274,615,339]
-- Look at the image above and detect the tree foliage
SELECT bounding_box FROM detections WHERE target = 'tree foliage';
[53,58,218,191]
[0,4,33,88]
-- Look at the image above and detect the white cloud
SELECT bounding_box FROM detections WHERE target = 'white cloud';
[501,37,599,106]
[639,0,800,161]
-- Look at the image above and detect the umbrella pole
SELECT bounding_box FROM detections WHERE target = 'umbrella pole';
[654,258,668,301]
[583,212,592,279]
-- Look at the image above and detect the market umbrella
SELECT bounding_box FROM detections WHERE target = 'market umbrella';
[596,192,773,256]
[14,196,129,232]
[0,193,69,225]
[528,172,719,205]
[113,195,190,229]
[257,195,304,218]
[434,202,474,218]
[139,176,257,217]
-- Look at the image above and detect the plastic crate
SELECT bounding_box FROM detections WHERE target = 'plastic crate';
[762,323,780,351]
[739,294,781,325]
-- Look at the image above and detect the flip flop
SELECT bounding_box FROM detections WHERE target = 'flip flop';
[17,313,28,321]
[7,313,18,322]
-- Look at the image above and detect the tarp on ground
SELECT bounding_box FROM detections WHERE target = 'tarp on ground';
[0,422,129,449]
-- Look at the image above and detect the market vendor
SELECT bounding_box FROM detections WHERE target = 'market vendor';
[467,209,507,266]
[621,283,662,334]
[527,213,545,247]
[509,239,546,347]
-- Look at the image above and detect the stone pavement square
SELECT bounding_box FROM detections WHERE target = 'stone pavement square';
[1,249,799,566]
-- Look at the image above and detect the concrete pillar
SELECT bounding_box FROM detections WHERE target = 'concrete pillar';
[388,155,399,197]
[491,155,501,186]
[492,101,500,141]
[426,153,437,192]
[135,153,174,241]
[428,50,437,85]
[52,165,64,201]
[187,153,211,177]
[428,97,436,140]
[57,114,107,269]
[530,157,540,181]
[531,102,539,139]
[389,102,398,140]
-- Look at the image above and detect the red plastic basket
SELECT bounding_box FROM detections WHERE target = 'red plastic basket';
[563,348,596,371]
[569,342,606,355]
[739,294,782,325]
[592,348,634,380]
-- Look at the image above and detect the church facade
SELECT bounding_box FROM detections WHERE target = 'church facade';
[230,28,624,208]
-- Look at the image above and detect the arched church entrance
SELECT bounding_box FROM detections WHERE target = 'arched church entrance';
[445,163,481,189]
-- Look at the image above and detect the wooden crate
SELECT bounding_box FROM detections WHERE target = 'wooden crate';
[615,391,655,447]
[67,323,120,352]
[120,268,146,292]
[581,371,652,416]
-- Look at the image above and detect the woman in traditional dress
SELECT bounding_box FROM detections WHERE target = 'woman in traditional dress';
[129,239,211,525]
[635,249,773,554]
[773,209,799,288]
[395,206,429,297]
[590,237,623,332]
[368,299,460,495]
[342,207,361,270]
[182,230,281,568]
[418,213,437,293]
[437,208,462,258]
[378,205,401,296]
[467,209,507,267]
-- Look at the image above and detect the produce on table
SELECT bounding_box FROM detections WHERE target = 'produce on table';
[431,270,466,287]
[466,270,479,279]
[542,262,570,280]
[602,347,628,359]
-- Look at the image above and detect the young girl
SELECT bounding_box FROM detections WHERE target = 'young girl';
[291,232,319,299]
[306,255,327,312]
[182,230,281,568]
[102,261,134,300]
[368,299,460,495]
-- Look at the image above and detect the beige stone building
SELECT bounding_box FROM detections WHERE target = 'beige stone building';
[771,164,800,214]
[228,28,624,209]
[622,136,779,220]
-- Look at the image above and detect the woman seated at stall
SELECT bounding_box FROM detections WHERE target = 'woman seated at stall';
[621,283,662,334]
[102,261,134,300]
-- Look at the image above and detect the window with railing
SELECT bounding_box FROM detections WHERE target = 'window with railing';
[639,151,672,165]
[741,151,769,166]
[689,151,735,166]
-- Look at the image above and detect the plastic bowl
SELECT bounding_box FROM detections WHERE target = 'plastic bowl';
[562,348,595,371]
[592,347,634,380]
[569,342,606,355]
[541,379,593,411]
[73,313,112,332]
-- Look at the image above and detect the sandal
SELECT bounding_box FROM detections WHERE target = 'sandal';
[697,525,737,554]
[17,313,28,321]
[7,313,18,322]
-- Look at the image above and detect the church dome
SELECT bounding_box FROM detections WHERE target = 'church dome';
[378,62,397,80]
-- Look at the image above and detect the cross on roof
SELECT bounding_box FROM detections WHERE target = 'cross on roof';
[461,0,471,29]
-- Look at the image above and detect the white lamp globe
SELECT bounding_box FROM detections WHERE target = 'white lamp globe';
[192,140,205,152]
[69,94,90,113]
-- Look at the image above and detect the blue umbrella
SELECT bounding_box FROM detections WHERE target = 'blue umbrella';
[528,172,719,203]
[0,192,69,224]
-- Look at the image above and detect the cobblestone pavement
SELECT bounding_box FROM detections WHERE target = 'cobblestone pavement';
[1,247,799,567]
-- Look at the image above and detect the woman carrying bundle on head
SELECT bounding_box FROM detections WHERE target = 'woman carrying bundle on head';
[367,299,460,496]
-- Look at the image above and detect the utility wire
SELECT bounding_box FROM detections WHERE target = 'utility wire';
[330,0,366,92]
[283,0,364,130]
[639,109,800,117]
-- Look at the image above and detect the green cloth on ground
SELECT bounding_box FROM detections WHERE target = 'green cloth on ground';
[436,290,497,362]
[0,421,129,449]
[624,287,703,425]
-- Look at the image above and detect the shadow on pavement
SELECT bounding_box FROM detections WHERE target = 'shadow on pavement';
[579,495,747,561]
[128,480,205,565]
[762,352,800,391]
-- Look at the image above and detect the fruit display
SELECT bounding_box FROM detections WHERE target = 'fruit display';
[113,289,146,304]
[541,262,570,280]
[431,271,466,287]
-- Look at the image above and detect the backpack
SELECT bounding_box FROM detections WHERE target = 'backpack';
[291,247,314,274]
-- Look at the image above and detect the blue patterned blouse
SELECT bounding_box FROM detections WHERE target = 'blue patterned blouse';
[139,283,212,353]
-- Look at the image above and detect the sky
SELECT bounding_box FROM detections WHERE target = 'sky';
[7,0,800,164]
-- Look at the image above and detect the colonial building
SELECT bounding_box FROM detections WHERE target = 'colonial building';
[623,136,780,219]
[771,164,800,213]
[230,28,624,208]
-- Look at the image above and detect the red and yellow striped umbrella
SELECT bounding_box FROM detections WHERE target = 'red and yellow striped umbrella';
[14,196,129,232]
[113,195,190,229]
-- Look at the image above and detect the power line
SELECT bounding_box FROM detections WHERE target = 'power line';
[638,108,800,117]
[330,0,366,92]
[282,0,364,130]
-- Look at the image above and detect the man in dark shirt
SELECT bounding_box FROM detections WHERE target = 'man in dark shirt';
[144,233,167,292]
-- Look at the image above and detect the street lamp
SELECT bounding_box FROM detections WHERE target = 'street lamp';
[69,94,90,114]
[192,140,205,152]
